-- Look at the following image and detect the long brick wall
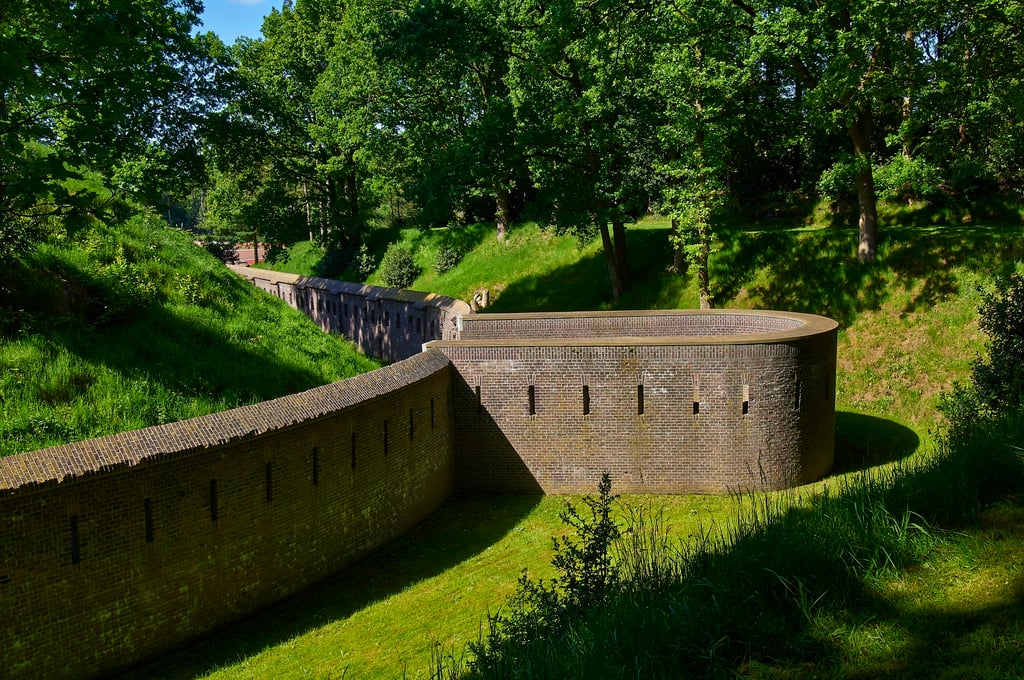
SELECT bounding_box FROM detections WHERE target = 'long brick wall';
[0,351,455,679]
[228,265,471,362]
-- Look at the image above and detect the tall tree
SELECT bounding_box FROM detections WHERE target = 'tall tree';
[735,0,924,262]
[505,0,661,298]
[0,0,204,258]
[656,0,748,309]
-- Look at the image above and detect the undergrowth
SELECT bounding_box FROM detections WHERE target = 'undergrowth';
[442,410,1023,679]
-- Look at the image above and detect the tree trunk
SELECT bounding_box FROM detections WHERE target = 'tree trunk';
[495,184,511,242]
[599,222,625,299]
[697,221,712,309]
[612,218,629,293]
[848,106,878,263]
[669,217,687,274]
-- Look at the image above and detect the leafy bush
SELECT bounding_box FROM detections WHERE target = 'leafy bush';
[378,242,420,289]
[874,155,943,203]
[941,266,1024,436]
[354,243,377,281]
[816,156,859,203]
[470,473,620,671]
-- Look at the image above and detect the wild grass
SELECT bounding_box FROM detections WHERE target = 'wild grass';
[461,409,1024,678]
[0,213,379,456]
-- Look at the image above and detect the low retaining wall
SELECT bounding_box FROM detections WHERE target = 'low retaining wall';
[228,265,471,362]
[431,310,838,494]
[0,351,455,679]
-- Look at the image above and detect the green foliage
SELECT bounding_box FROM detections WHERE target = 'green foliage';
[942,265,1024,436]
[354,243,378,281]
[816,155,860,203]
[873,156,944,203]
[471,473,620,672]
[433,239,462,275]
[378,242,420,289]
[1,0,218,238]
[974,269,1024,408]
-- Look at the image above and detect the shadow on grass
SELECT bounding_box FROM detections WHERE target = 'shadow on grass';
[117,493,542,680]
[831,411,921,475]
[46,267,352,406]
[713,225,1024,327]
[485,226,676,313]
[810,499,1024,679]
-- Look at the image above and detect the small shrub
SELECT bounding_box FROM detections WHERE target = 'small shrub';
[816,156,859,203]
[433,241,461,275]
[874,155,943,203]
[354,243,377,281]
[941,266,1024,436]
[470,473,620,670]
[379,242,420,289]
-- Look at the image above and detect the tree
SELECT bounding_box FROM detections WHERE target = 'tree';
[504,0,661,298]
[0,0,204,251]
[372,0,526,241]
[734,0,926,262]
[205,0,380,264]
[656,0,749,309]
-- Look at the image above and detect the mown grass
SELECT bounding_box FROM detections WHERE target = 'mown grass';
[0,213,379,456]
[115,208,1024,679]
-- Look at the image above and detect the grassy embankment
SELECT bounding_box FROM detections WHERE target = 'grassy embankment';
[121,207,1024,678]
[0,213,379,457]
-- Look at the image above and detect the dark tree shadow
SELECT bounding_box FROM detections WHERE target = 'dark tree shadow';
[713,224,1024,327]
[805,499,1024,679]
[114,493,541,680]
[831,411,921,475]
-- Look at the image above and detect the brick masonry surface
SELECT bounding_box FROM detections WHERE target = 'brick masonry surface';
[0,351,455,679]
[0,270,837,679]
[431,310,837,494]
[229,265,471,362]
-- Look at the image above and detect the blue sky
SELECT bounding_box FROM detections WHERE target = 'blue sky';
[197,0,277,44]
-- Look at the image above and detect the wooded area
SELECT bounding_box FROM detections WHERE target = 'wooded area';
[3,0,1023,301]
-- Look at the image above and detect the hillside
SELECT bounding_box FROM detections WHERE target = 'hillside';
[0,213,380,457]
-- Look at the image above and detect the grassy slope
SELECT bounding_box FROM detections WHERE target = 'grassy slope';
[121,211,1024,679]
[0,213,379,457]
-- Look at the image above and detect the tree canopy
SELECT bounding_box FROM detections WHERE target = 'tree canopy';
[4,0,1023,300]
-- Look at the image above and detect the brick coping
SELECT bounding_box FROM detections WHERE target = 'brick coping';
[445,309,838,346]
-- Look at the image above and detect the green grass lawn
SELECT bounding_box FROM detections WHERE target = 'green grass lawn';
[114,212,1024,679]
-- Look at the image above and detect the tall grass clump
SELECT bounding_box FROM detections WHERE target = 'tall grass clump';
[457,426,1022,679]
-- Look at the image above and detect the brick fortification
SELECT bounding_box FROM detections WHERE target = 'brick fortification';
[0,352,455,679]
[431,310,837,494]
[0,268,837,678]
[228,265,469,361]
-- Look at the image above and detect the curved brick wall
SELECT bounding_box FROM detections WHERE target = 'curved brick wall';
[0,351,455,679]
[431,310,838,494]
